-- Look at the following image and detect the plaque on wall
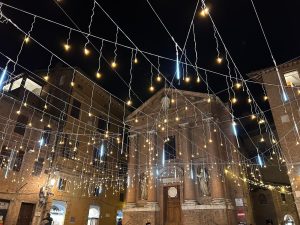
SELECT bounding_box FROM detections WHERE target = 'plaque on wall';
[235,198,243,207]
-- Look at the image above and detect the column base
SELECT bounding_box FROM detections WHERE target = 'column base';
[183,200,197,206]
[211,198,226,205]
[125,203,136,209]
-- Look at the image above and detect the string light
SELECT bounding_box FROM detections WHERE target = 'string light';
[216,56,223,64]
[235,82,242,89]
[96,72,102,79]
[111,61,117,68]
[200,7,209,17]
[251,114,256,120]
[43,75,49,81]
[127,99,132,106]
[231,97,237,104]
[84,47,90,56]
[248,98,252,103]
[24,36,30,44]
[185,76,191,83]
[263,95,268,101]
[156,75,162,82]
[196,76,201,83]
[64,44,71,51]
[149,85,155,92]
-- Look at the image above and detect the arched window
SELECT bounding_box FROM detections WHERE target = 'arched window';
[87,205,100,225]
[284,215,295,225]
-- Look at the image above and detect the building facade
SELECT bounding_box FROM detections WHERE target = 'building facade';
[249,58,300,221]
[123,88,251,225]
[0,65,126,225]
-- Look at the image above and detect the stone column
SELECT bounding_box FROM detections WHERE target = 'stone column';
[125,134,138,207]
[206,119,225,204]
[180,122,197,205]
[147,130,158,207]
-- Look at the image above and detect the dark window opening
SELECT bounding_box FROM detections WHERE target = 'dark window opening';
[94,186,101,196]
[0,146,11,168]
[14,114,28,136]
[13,150,25,172]
[32,157,44,176]
[164,136,176,160]
[42,127,52,145]
[281,193,286,203]
[58,178,67,191]
[61,134,77,159]
[97,117,107,133]
[119,192,125,202]
[70,99,81,119]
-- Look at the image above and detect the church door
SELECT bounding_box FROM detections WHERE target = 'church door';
[164,186,181,225]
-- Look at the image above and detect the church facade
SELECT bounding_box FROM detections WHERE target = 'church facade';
[123,89,252,225]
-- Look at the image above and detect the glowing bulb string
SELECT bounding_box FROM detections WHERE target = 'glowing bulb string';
[0,1,298,93]
[112,27,119,66]
[192,23,200,81]
[1,9,250,164]
[249,0,288,102]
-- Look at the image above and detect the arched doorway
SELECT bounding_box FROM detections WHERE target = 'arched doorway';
[87,205,100,225]
[284,215,295,225]
[50,200,67,225]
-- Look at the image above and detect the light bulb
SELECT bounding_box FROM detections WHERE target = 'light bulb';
[44,75,49,81]
[171,98,175,103]
[96,72,102,79]
[207,97,211,103]
[134,58,138,64]
[156,75,162,82]
[231,97,237,104]
[28,122,32,127]
[248,98,252,103]
[24,36,30,44]
[127,99,132,106]
[111,61,117,68]
[185,76,191,83]
[135,118,138,123]
[16,110,21,115]
[70,81,75,87]
[200,7,209,17]
[175,116,179,121]
[251,114,256,120]
[258,119,265,124]
[64,44,71,51]
[196,76,201,83]
[260,137,265,142]
[149,85,155,92]
[84,48,90,56]
[235,82,241,89]
[24,102,27,107]
[88,112,92,117]
[263,95,268,101]
[216,56,223,64]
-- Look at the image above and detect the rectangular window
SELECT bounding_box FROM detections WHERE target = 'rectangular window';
[13,150,25,172]
[70,99,81,119]
[164,136,176,160]
[24,78,42,95]
[14,114,28,136]
[0,146,10,168]
[32,157,44,176]
[62,135,77,159]
[284,70,300,87]
[94,186,102,196]
[119,192,125,202]
[10,78,23,91]
[97,117,107,133]
[42,127,52,145]
[58,178,67,191]
[281,193,286,203]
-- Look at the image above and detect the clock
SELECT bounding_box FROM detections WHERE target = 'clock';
[168,187,177,198]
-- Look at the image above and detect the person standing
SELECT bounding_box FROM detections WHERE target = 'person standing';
[42,213,53,225]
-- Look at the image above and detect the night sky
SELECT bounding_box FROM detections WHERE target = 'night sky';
[0,0,299,128]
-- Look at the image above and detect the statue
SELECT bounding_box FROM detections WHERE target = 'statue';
[161,95,170,111]
[140,175,148,200]
[197,167,209,196]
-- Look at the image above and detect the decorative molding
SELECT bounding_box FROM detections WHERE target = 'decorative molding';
[123,204,160,212]
[181,203,230,210]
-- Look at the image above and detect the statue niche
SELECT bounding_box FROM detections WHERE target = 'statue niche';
[140,173,148,200]
[196,167,210,197]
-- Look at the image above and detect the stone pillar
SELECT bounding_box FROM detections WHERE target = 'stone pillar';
[180,122,197,205]
[206,119,225,204]
[125,134,138,207]
[147,130,158,207]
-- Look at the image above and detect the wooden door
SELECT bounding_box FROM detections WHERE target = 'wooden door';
[164,186,181,225]
[16,203,35,225]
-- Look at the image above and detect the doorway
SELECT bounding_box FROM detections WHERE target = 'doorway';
[16,202,35,225]
[163,186,181,225]
[50,200,67,225]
